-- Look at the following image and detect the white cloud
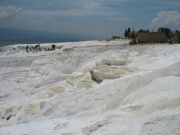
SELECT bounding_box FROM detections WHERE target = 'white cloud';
[157,0,180,7]
[0,4,115,19]
[23,8,118,17]
[0,0,123,18]
[21,0,115,17]
[83,0,111,10]
[151,10,180,28]
[0,6,21,18]
[107,16,132,21]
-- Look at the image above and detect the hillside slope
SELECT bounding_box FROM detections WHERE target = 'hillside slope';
[0,40,180,135]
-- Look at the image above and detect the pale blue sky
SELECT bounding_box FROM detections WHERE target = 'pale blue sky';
[0,0,180,37]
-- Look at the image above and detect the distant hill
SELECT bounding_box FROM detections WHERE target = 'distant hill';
[0,28,101,45]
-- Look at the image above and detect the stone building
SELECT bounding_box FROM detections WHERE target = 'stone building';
[174,31,180,43]
[135,32,169,44]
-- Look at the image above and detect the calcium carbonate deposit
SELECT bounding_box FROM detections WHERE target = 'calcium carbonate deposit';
[0,39,180,135]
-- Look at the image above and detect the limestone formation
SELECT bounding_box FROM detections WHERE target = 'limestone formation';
[101,58,129,66]
[37,86,64,99]
[66,73,92,89]
[90,66,136,83]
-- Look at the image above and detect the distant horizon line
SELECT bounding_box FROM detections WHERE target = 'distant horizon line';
[0,27,104,46]
[0,27,105,39]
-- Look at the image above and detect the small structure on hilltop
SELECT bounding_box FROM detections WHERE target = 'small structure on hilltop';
[158,28,172,38]
[131,32,169,44]
[174,31,180,43]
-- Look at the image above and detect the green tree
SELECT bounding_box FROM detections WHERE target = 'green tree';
[124,29,128,38]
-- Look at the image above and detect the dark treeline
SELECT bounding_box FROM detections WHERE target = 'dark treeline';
[109,27,180,43]
[17,44,63,53]
[124,27,179,39]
